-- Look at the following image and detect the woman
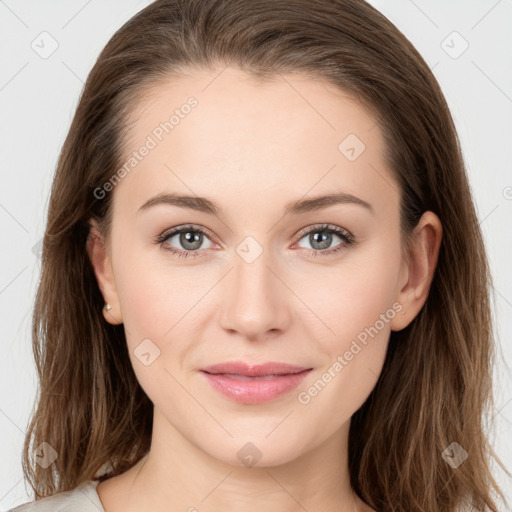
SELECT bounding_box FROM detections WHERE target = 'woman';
[12,0,508,511]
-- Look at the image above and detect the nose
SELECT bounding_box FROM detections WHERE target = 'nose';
[219,246,292,342]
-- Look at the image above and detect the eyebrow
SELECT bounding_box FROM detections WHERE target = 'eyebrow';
[137,191,374,217]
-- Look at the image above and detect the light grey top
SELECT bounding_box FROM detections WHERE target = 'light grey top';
[9,480,105,512]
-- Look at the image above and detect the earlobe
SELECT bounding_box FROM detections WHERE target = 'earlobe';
[390,211,442,331]
[86,219,123,325]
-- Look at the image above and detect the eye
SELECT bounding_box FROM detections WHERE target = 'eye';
[154,223,356,260]
[294,224,355,257]
[155,224,215,259]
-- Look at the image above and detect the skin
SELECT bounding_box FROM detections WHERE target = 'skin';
[87,66,442,512]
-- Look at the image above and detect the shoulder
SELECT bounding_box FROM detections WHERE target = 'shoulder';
[8,480,104,512]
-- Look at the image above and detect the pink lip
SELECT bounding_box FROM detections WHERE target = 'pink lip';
[199,361,312,404]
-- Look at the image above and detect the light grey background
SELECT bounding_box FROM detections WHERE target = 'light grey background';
[1,0,511,510]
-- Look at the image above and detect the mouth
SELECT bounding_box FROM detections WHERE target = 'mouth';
[200,361,311,377]
[199,361,313,404]
[204,373,297,381]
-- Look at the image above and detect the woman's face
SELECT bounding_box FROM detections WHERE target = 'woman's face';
[92,67,412,467]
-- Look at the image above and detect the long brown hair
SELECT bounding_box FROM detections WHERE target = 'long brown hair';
[22,0,508,510]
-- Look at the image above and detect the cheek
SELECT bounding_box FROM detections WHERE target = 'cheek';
[111,254,188,398]
[110,222,185,328]
[112,245,212,369]
[318,279,391,397]
[301,245,400,346]
[296,242,399,402]
[296,273,394,428]
[114,262,164,333]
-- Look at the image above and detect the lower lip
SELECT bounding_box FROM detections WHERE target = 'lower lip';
[200,370,312,404]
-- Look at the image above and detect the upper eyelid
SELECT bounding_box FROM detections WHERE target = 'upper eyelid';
[161,224,215,240]
[295,223,351,239]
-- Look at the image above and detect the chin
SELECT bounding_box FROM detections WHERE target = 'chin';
[197,430,312,469]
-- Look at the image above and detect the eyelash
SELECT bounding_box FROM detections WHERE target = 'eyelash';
[154,223,355,260]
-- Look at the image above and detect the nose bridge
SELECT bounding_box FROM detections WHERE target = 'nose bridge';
[219,238,290,340]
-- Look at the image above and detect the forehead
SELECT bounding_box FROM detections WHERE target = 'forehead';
[113,67,398,221]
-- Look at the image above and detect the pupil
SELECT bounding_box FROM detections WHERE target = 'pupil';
[181,231,202,250]
[311,231,331,250]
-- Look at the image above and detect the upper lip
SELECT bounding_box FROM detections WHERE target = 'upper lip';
[200,361,311,377]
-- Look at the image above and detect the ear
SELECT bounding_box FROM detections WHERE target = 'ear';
[86,219,123,325]
[390,211,443,331]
